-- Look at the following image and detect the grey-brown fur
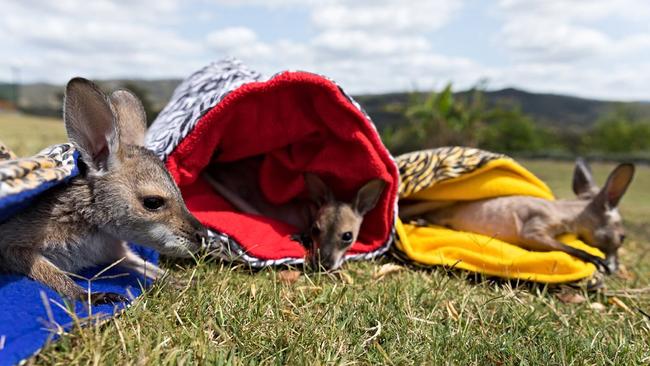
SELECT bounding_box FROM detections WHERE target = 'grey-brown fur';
[203,160,385,271]
[0,78,207,304]
[410,159,634,274]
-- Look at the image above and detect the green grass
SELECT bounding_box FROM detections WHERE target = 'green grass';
[31,161,650,365]
[0,113,66,157]
[2,117,648,364]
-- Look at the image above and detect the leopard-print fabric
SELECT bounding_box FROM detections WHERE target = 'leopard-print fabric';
[391,146,507,265]
[396,146,506,198]
[0,140,16,161]
[0,143,77,198]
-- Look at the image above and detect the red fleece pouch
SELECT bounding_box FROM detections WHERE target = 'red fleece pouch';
[147,60,398,266]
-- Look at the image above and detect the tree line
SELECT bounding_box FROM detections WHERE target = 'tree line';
[379,83,650,158]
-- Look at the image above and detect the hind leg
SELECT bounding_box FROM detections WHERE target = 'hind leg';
[111,242,166,281]
[111,242,192,289]
[2,247,127,304]
[519,228,609,273]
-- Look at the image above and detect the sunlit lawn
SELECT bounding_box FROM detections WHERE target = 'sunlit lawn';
[0,113,66,157]
[2,115,648,364]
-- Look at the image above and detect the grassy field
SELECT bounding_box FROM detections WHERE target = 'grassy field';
[2,115,649,364]
[0,113,66,157]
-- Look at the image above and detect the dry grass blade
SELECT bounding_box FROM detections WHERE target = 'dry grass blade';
[589,302,606,312]
[363,321,382,346]
[338,271,354,284]
[609,296,635,315]
[277,270,301,284]
[555,291,587,304]
[605,287,650,297]
[407,315,436,325]
[296,285,322,292]
[373,263,404,280]
[445,300,460,321]
[615,265,636,281]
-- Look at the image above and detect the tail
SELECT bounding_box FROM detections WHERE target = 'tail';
[201,172,261,215]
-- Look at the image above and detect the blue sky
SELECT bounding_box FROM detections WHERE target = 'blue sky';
[2,0,650,100]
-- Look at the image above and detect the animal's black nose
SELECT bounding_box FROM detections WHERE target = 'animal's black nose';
[314,257,337,272]
[194,227,209,246]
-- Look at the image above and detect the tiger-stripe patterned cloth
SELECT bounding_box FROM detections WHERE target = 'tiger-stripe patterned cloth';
[396,146,505,198]
[0,141,17,161]
[0,141,78,202]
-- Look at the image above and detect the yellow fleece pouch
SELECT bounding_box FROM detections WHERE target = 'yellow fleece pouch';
[394,147,603,283]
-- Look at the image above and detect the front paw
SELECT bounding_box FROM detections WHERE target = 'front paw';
[592,257,612,275]
[89,292,129,305]
[291,233,312,248]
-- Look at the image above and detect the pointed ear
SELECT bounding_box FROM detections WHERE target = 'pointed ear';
[597,163,635,209]
[64,77,119,171]
[109,89,147,146]
[353,179,385,216]
[573,158,598,198]
[304,173,333,205]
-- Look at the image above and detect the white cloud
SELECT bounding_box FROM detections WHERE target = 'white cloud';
[313,31,431,56]
[3,0,650,100]
[311,0,461,33]
[203,27,489,95]
[489,0,650,99]
[497,0,650,63]
[200,0,478,94]
[500,19,610,62]
[0,0,476,94]
[0,0,206,82]
[498,0,650,22]
[207,27,259,49]
[213,0,322,7]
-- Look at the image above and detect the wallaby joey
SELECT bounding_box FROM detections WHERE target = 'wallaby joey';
[0,78,207,305]
[202,157,385,271]
[417,159,634,274]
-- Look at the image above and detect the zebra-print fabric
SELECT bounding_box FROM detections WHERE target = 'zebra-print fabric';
[146,58,397,267]
[396,147,505,198]
[146,58,262,160]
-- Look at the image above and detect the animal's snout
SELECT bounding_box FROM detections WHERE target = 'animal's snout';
[194,226,209,247]
[319,258,337,271]
[185,211,209,248]
[605,255,619,274]
[308,250,342,272]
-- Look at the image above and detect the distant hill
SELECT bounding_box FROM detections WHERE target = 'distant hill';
[3,79,650,129]
[0,83,15,102]
[355,88,650,131]
[0,79,181,117]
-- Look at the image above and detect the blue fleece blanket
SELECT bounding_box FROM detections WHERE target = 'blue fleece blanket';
[0,142,158,366]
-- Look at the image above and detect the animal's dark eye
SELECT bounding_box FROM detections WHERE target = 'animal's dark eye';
[142,196,165,211]
[311,225,321,237]
[341,231,353,243]
[620,234,626,243]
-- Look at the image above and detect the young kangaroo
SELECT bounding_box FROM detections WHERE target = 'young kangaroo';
[202,157,385,270]
[0,78,208,304]
[419,159,634,274]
